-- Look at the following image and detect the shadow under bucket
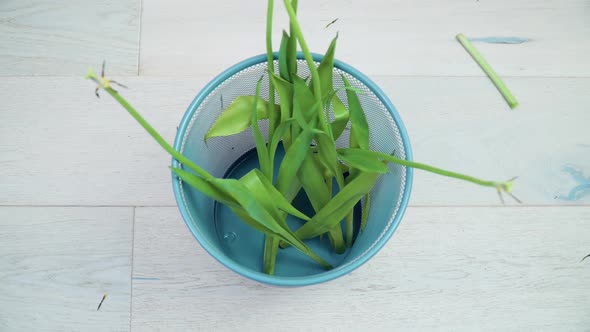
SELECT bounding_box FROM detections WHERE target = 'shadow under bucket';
[172,54,413,286]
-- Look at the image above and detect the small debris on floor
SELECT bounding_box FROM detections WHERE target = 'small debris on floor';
[96,293,107,311]
[325,18,338,29]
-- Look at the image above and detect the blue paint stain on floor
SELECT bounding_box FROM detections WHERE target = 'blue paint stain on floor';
[558,166,590,201]
[469,36,531,44]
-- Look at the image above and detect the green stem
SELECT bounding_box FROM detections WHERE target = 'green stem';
[266,0,277,143]
[263,236,279,274]
[283,0,328,132]
[287,0,298,76]
[456,33,518,109]
[345,211,353,247]
[105,88,213,180]
[264,0,278,276]
[385,153,497,188]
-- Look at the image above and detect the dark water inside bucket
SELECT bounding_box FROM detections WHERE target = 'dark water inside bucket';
[214,144,362,277]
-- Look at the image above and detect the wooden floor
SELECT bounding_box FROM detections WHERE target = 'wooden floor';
[1,0,589,331]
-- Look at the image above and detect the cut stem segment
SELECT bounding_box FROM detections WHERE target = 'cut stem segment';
[456,33,518,109]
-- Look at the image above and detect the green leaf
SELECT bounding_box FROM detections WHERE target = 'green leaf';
[251,79,271,178]
[301,153,346,253]
[312,129,349,249]
[240,169,307,275]
[278,30,291,81]
[298,153,330,212]
[315,128,351,247]
[269,118,294,178]
[330,95,349,140]
[342,75,369,150]
[293,171,382,241]
[171,169,268,233]
[338,148,390,174]
[240,169,305,275]
[174,167,331,270]
[230,208,277,237]
[291,79,324,146]
[361,193,371,232]
[321,86,363,142]
[269,73,294,148]
[292,75,317,124]
[204,96,277,141]
[290,77,341,189]
[323,86,365,105]
[242,169,311,222]
[173,167,286,248]
[170,167,239,209]
[294,120,349,256]
[213,178,332,269]
[276,121,317,194]
[314,131,340,180]
[310,33,338,99]
[213,178,282,232]
[280,152,345,253]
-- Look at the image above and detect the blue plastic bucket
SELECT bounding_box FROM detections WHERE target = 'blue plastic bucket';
[172,54,413,286]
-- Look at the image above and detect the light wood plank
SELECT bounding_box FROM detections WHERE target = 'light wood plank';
[0,207,133,331]
[382,76,590,206]
[1,76,588,206]
[139,0,590,77]
[131,206,590,331]
[0,0,140,76]
[0,76,207,206]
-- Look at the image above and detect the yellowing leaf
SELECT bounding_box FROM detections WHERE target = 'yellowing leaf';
[204,96,278,141]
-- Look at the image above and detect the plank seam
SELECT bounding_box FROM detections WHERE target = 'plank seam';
[130,206,136,332]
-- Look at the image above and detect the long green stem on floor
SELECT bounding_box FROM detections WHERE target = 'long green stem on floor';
[388,155,498,188]
[87,71,213,181]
